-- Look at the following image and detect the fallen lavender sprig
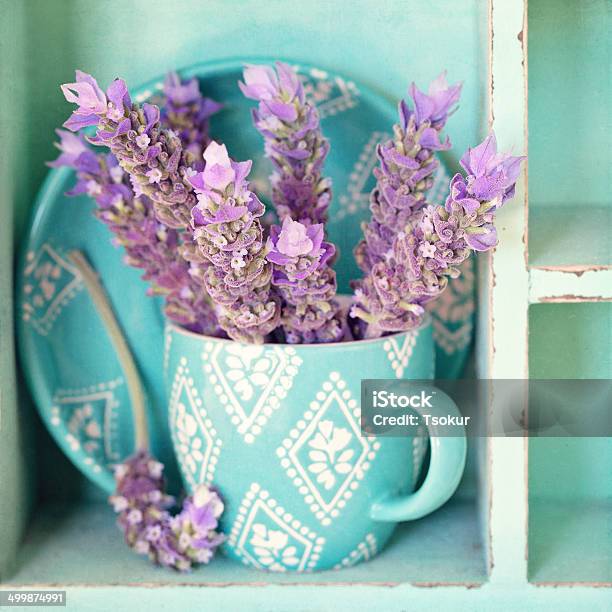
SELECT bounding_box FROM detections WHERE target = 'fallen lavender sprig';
[267,218,343,343]
[109,450,224,571]
[351,132,525,337]
[49,130,218,334]
[354,72,462,274]
[240,62,332,226]
[188,142,280,343]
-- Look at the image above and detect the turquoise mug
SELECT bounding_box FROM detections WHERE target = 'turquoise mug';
[165,315,466,572]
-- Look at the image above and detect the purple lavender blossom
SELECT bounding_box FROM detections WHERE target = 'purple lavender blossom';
[267,218,343,343]
[351,131,524,337]
[61,70,108,130]
[409,71,463,128]
[109,450,224,571]
[354,72,462,275]
[188,142,280,343]
[50,129,218,335]
[240,62,332,226]
[61,71,196,230]
[162,72,222,169]
[59,71,231,336]
[458,131,524,206]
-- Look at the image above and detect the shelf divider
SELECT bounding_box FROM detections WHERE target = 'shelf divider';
[529,267,612,303]
[484,0,529,587]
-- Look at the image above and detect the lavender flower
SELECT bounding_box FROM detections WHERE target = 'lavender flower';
[351,132,525,338]
[109,450,224,571]
[50,129,218,335]
[267,218,343,343]
[162,72,222,169]
[354,72,462,274]
[188,142,280,343]
[61,71,197,230]
[240,62,332,225]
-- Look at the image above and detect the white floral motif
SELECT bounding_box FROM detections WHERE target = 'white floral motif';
[299,67,359,118]
[202,343,302,443]
[308,420,354,490]
[250,524,300,572]
[174,401,204,476]
[66,402,103,458]
[21,244,83,335]
[334,131,390,222]
[169,358,222,487]
[228,483,325,572]
[51,378,123,474]
[277,372,380,526]
[224,345,275,401]
[428,259,475,356]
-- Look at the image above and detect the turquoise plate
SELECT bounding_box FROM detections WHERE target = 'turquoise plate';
[16,59,474,493]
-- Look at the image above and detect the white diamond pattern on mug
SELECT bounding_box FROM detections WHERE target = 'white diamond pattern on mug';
[383,332,417,378]
[333,533,378,569]
[228,483,325,572]
[169,358,222,488]
[202,343,302,444]
[277,372,381,526]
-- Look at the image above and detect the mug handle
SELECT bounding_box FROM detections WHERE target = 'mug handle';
[370,387,467,522]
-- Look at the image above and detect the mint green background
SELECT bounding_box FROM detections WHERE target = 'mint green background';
[528,302,612,583]
[2,0,611,608]
[528,0,611,266]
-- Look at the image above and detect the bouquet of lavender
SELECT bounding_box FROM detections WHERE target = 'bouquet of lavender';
[57,62,523,346]
[54,60,524,571]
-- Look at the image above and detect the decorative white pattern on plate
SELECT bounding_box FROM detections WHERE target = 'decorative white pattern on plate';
[383,332,417,378]
[333,533,378,569]
[428,164,451,207]
[51,377,124,471]
[202,343,302,444]
[228,483,325,572]
[431,319,473,355]
[333,150,450,223]
[277,372,380,526]
[430,258,475,355]
[169,358,222,487]
[21,244,83,335]
[300,67,359,118]
[334,131,390,222]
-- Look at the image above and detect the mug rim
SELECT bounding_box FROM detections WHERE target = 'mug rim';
[166,313,432,348]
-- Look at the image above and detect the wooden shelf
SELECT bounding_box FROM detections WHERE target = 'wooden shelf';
[529,499,612,585]
[529,206,612,269]
[5,498,486,587]
[529,266,612,303]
